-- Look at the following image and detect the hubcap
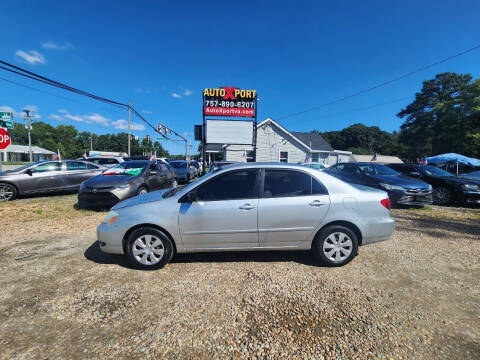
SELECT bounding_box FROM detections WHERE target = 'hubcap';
[323,232,353,263]
[132,234,164,265]
[433,188,449,204]
[139,188,147,195]
[0,185,14,201]
[172,180,177,188]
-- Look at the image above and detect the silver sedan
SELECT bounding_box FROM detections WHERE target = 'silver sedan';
[97,163,395,269]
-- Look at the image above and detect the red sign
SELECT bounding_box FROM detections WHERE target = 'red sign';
[204,106,254,117]
[0,128,11,150]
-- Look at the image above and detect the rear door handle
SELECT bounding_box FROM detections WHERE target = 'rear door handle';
[309,200,324,207]
[239,204,256,210]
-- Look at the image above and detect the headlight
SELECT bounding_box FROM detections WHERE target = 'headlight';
[379,183,405,191]
[117,182,134,189]
[462,184,480,192]
[102,210,119,224]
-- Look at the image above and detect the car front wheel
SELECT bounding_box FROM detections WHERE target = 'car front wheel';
[312,225,358,266]
[433,187,451,205]
[125,227,174,270]
[0,183,17,202]
[137,186,148,196]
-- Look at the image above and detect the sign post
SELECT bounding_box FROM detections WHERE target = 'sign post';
[201,86,257,173]
[0,128,12,173]
[0,112,13,129]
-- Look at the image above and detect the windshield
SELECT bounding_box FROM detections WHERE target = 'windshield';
[421,165,454,177]
[170,162,187,169]
[103,161,148,176]
[358,164,400,176]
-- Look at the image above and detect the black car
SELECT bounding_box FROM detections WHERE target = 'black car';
[77,160,177,208]
[386,164,480,206]
[324,162,433,206]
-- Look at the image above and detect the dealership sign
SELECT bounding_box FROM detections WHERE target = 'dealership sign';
[203,86,257,117]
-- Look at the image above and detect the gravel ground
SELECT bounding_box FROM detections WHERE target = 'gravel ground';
[0,195,479,359]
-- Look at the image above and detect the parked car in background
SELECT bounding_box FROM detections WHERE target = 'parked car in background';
[191,160,203,174]
[386,163,480,206]
[324,162,433,207]
[169,160,197,183]
[0,160,104,201]
[300,163,326,170]
[83,156,124,168]
[77,160,177,208]
[459,170,480,181]
[97,163,395,270]
[209,161,238,172]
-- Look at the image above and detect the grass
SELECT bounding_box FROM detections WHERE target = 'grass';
[1,161,29,165]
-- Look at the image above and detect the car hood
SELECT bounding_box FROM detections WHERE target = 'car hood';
[84,173,140,187]
[113,188,170,210]
[369,175,430,189]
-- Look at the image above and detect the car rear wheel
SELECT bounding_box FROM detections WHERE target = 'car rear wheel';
[433,187,451,205]
[312,225,358,267]
[125,227,174,270]
[0,183,17,202]
[137,186,148,196]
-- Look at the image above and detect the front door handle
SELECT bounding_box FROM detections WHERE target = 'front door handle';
[309,200,324,207]
[239,204,256,210]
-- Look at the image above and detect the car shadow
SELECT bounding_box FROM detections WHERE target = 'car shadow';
[84,240,320,269]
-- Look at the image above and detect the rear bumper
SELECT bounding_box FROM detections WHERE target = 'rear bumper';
[362,217,395,245]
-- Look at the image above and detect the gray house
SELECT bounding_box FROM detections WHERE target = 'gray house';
[222,118,351,165]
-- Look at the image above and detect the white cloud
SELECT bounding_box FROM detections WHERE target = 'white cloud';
[111,119,146,131]
[49,114,63,121]
[49,109,145,131]
[172,93,182,99]
[0,105,40,118]
[15,50,46,65]
[183,89,193,96]
[41,41,74,50]
[142,109,152,114]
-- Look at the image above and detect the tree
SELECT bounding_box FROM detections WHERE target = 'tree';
[397,72,480,159]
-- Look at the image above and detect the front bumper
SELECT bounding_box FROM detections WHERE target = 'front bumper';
[397,193,433,206]
[97,223,125,254]
[460,191,480,205]
[77,187,133,208]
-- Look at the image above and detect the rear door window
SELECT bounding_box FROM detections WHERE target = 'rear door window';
[263,169,327,198]
[66,161,88,170]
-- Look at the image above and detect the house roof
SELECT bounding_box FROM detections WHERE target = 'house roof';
[3,144,55,154]
[258,118,334,152]
[290,132,334,152]
[352,154,403,164]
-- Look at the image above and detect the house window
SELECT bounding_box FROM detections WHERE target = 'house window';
[311,153,319,162]
[246,150,255,162]
[279,151,288,163]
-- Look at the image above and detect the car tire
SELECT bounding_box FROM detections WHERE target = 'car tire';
[312,225,358,267]
[125,227,174,270]
[137,186,148,196]
[186,174,190,183]
[0,183,18,202]
[433,187,451,205]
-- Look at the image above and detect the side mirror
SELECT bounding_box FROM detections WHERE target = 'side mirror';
[26,169,33,176]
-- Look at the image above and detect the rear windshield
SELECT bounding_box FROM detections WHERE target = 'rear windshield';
[358,164,399,176]
[170,162,187,168]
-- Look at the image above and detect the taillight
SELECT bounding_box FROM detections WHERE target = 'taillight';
[381,198,391,210]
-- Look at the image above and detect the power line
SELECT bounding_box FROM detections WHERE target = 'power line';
[278,43,480,120]
[0,60,169,139]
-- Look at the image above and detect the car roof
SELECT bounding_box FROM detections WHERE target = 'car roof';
[214,162,323,171]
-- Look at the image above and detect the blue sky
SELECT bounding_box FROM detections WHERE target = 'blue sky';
[1,0,480,154]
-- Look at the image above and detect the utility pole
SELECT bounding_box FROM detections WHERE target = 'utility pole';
[23,109,32,162]
[128,100,131,157]
[90,133,93,152]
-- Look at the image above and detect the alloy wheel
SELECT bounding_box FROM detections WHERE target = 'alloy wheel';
[0,184,14,201]
[433,187,450,204]
[132,234,165,266]
[138,188,148,195]
[322,232,353,263]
